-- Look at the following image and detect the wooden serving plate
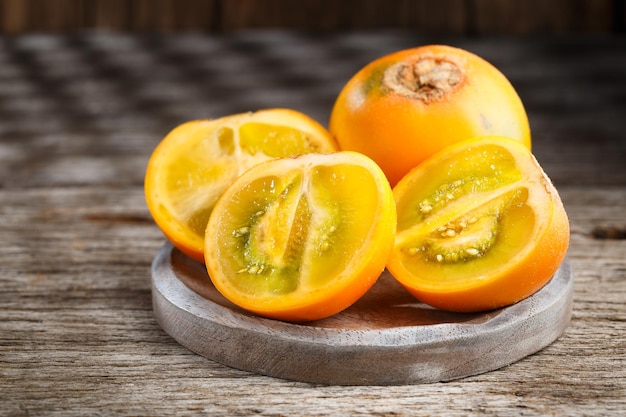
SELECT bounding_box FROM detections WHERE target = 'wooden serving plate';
[151,243,573,385]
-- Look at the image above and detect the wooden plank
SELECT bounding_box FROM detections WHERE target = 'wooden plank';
[153,243,573,385]
[0,0,30,33]
[0,0,89,32]
[220,0,469,32]
[31,0,86,31]
[0,0,619,33]
[0,32,624,415]
[471,0,615,34]
[0,185,623,415]
[88,0,131,30]
[130,0,217,32]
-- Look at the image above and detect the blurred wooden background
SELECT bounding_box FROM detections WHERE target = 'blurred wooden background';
[0,0,623,34]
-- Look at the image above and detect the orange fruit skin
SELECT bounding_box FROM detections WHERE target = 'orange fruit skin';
[204,152,397,322]
[386,137,569,312]
[145,120,210,263]
[329,44,531,187]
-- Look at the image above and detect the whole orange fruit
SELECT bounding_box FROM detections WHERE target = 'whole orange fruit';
[329,44,531,186]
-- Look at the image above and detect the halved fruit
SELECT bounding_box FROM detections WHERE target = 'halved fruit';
[144,109,338,262]
[386,137,570,312]
[204,152,397,322]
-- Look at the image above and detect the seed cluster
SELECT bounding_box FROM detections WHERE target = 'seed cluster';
[317,224,337,254]
[435,216,478,237]
[232,226,249,237]
[238,263,267,275]
[231,225,266,274]
[406,214,498,264]
[418,179,466,216]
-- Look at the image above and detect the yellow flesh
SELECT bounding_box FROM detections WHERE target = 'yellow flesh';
[154,118,333,245]
[215,162,381,297]
[394,142,539,285]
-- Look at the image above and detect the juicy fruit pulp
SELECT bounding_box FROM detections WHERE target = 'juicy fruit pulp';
[387,137,569,312]
[205,152,397,322]
[329,44,531,187]
[144,109,338,262]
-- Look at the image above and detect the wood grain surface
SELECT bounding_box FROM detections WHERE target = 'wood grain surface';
[152,243,573,385]
[1,31,625,416]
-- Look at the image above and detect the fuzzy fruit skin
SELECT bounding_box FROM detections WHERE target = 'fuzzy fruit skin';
[329,44,531,187]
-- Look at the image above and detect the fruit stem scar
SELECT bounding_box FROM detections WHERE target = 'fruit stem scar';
[384,58,462,104]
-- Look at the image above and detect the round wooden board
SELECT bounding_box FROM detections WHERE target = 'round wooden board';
[151,243,573,385]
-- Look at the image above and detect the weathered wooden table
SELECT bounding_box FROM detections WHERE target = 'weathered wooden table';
[1,31,624,416]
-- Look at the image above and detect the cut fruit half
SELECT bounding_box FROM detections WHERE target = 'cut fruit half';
[144,109,338,262]
[204,152,397,322]
[386,136,570,312]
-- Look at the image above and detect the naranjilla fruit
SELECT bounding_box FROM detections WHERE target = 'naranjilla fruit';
[145,108,338,262]
[387,137,569,312]
[204,152,396,322]
[330,45,531,186]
